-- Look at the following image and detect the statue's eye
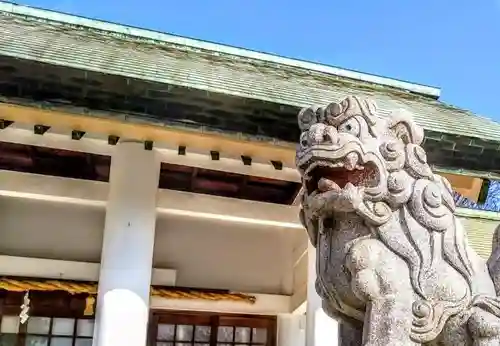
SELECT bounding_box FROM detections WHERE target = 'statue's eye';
[338,118,360,137]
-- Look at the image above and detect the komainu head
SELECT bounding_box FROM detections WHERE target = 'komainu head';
[296,95,455,228]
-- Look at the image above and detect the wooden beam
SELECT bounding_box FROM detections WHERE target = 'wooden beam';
[2,105,493,186]
[0,125,113,156]
[0,126,300,182]
[0,255,176,286]
[156,191,301,229]
[0,103,296,166]
[0,170,302,229]
[151,293,291,315]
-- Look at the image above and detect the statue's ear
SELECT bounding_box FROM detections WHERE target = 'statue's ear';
[298,106,322,131]
[388,109,424,145]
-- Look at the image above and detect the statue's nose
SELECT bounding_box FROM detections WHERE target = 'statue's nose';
[309,123,339,145]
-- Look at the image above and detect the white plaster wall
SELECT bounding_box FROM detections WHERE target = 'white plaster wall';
[0,195,301,295]
[0,196,105,262]
[291,231,309,309]
[153,214,295,294]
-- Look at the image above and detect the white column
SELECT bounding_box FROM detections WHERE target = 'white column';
[277,314,306,346]
[306,242,339,346]
[93,141,161,346]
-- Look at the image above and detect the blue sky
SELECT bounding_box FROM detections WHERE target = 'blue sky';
[18,0,500,121]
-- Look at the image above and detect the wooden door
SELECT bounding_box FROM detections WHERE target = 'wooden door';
[148,311,276,346]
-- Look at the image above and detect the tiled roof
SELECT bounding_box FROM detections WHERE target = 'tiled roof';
[0,3,500,142]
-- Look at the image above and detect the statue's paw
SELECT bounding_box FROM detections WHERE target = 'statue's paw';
[308,185,363,215]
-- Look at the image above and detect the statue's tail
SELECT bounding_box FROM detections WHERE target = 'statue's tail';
[487,224,500,295]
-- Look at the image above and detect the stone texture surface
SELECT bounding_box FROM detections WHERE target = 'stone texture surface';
[296,95,500,345]
[339,322,363,346]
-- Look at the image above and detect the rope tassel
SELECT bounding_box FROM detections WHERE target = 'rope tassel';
[84,296,96,316]
[19,291,30,324]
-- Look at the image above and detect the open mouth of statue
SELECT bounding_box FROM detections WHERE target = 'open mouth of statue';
[303,155,380,196]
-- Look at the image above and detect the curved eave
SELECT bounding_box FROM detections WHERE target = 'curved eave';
[0,1,440,98]
[0,4,499,142]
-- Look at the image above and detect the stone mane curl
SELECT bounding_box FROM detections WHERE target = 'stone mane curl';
[376,111,474,292]
[362,104,475,339]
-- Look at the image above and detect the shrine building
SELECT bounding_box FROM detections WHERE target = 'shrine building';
[0,2,499,346]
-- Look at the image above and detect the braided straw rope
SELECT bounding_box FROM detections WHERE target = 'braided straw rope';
[0,278,256,303]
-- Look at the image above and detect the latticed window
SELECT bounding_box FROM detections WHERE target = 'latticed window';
[1,315,94,346]
[0,291,94,346]
[149,311,276,346]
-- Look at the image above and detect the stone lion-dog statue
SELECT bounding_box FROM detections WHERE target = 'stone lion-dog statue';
[296,95,500,345]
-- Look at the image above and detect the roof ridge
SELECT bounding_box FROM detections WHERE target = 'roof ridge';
[0,0,441,99]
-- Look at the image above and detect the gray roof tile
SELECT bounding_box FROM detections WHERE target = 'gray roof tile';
[1,12,500,142]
